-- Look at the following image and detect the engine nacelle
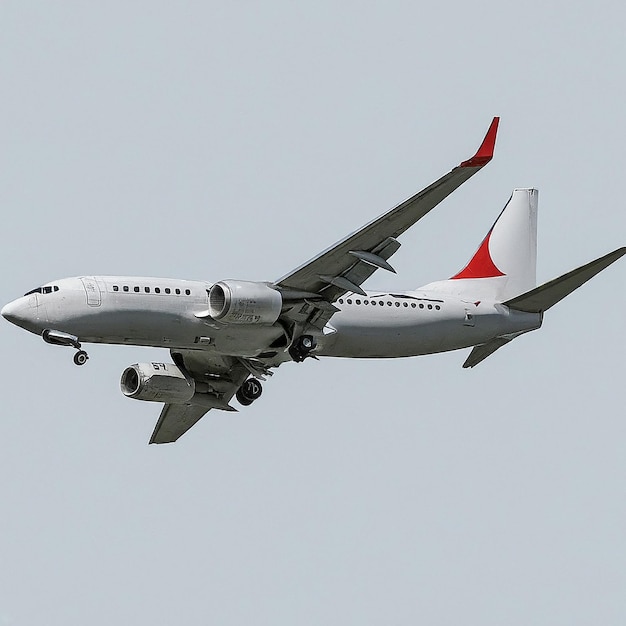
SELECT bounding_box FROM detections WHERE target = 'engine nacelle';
[208,280,282,324]
[120,362,195,403]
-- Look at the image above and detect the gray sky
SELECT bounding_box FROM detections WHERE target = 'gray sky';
[1,2,625,625]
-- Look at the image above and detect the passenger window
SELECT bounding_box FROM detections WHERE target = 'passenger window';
[395,302,400,307]
[403,302,408,307]
[123,286,129,292]
[338,299,344,304]
[387,301,392,306]
[419,303,424,309]
[428,304,433,310]
[155,287,160,294]
[175,289,181,295]
[185,289,191,296]
[145,287,150,293]
[113,285,119,292]
[134,286,140,293]
[356,299,361,305]
[165,288,171,294]
[435,305,441,310]
[364,300,369,305]
[53,286,59,292]
[379,301,384,306]
[411,303,416,308]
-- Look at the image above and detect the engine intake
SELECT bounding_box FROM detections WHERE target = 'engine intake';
[121,362,195,403]
[208,280,282,324]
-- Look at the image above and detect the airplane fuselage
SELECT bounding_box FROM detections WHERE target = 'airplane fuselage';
[3,119,623,444]
[3,275,542,362]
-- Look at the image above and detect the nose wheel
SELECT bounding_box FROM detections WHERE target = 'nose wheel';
[73,350,89,366]
[236,378,263,406]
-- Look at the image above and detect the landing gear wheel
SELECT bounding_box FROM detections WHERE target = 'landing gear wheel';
[288,334,317,363]
[236,378,263,406]
[73,350,89,366]
[300,336,314,350]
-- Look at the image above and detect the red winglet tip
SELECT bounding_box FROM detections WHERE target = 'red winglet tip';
[460,116,499,168]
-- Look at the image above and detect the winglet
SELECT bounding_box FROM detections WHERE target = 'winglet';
[460,117,500,168]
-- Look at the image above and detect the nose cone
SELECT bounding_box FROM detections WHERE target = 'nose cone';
[2,298,41,333]
[2,300,21,325]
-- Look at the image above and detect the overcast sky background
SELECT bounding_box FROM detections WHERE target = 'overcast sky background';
[1,2,625,625]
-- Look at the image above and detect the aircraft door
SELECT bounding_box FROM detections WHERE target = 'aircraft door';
[81,277,102,306]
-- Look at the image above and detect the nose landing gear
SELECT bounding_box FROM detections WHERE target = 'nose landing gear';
[73,350,89,366]
[236,378,263,406]
[42,329,89,366]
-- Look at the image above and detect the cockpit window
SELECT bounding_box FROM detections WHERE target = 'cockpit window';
[24,286,59,296]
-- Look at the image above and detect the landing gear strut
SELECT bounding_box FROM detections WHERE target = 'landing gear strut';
[236,378,263,406]
[42,329,89,366]
[288,334,317,363]
[73,350,89,366]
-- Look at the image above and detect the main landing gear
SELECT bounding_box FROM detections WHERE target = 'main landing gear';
[236,378,263,406]
[288,334,317,363]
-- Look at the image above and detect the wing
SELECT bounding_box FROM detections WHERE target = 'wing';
[150,403,210,444]
[275,118,500,302]
[148,349,269,444]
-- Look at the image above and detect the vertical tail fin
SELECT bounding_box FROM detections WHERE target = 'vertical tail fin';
[420,188,538,301]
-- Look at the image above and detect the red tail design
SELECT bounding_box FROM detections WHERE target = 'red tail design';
[450,230,505,280]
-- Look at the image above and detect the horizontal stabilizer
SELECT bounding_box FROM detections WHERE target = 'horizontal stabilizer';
[463,336,512,368]
[504,247,626,313]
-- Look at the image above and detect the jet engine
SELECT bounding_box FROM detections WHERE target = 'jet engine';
[208,280,282,324]
[121,362,195,403]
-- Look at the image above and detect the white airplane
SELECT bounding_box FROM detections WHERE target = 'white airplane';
[3,118,625,443]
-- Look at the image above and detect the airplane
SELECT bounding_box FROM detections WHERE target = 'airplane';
[3,117,625,444]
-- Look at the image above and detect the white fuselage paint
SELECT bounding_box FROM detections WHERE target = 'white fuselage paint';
[318,292,540,358]
[4,275,542,362]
